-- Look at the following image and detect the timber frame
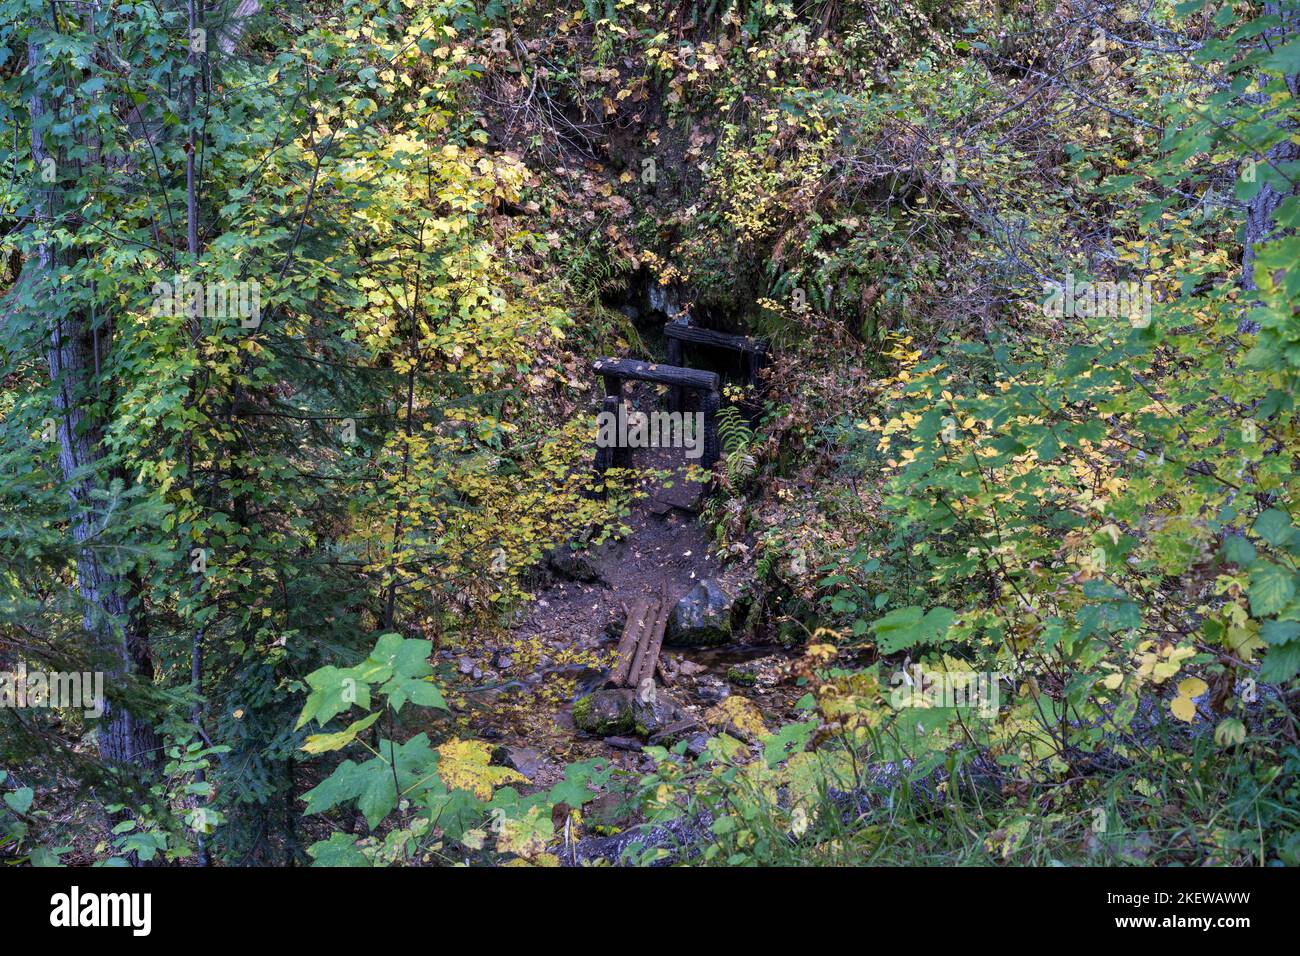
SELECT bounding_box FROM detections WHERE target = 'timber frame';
[592,357,721,468]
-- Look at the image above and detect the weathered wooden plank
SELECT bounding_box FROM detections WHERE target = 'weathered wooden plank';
[610,596,655,687]
[630,587,670,689]
[663,320,768,355]
[593,357,720,393]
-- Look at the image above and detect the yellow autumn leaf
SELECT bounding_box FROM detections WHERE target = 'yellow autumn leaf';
[1170,695,1197,723]
[435,738,525,799]
[704,695,768,739]
[1177,677,1208,699]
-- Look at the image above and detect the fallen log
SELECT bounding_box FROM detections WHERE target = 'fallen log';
[609,595,654,688]
[629,588,670,690]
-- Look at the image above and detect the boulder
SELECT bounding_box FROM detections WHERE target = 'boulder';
[726,664,759,687]
[572,688,689,738]
[665,579,742,647]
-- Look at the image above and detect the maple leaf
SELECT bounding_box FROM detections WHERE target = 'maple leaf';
[436,739,525,799]
[704,696,768,739]
[494,805,554,860]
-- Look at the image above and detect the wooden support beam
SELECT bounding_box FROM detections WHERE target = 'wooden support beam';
[590,359,721,468]
[665,338,684,412]
[663,320,768,355]
[663,320,768,391]
[589,395,621,497]
[701,388,721,466]
[593,357,720,393]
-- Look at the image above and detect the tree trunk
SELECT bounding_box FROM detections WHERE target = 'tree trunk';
[27,36,160,771]
[1242,2,1298,292]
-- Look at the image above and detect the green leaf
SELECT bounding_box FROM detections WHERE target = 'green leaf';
[367,635,445,713]
[307,832,371,867]
[422,786,487,842]
[1252,509,1293,547]
[296,665,371,729]
[1261,620,1300,646]
[1222,535,1256,565]
[547,758,611,808]
[1260,641,1300,684]
[1248,562,1296,617]
[301,734,438,829]
[1264,37,1300,75]
[30,846,65,867]
[3,788,33,815]
[761,720,816,768]
[872,606,956,654]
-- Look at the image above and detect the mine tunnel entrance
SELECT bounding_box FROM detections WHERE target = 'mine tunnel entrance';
[600,269,767,400]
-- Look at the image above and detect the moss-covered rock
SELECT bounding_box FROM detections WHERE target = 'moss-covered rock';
[571,688,691,739]
[726,665,758,687]
[665,579,741,647]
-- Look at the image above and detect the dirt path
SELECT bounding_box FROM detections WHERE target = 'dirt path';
[448,384,798,790]
[516,455,718,649]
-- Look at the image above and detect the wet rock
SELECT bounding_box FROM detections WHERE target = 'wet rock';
[695,676,730,703]
[648,717,699,745]
[572,688,689,738]
[457,656,476,675]
[665,579,740,647]
[604,736,643,752]
[647,282,681,321]
[573,816,709,866]
[494,652,514,670]
[649,477,706,515]
[586,791,639,831]
[684,733,710,758]
[503,747,544,780]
